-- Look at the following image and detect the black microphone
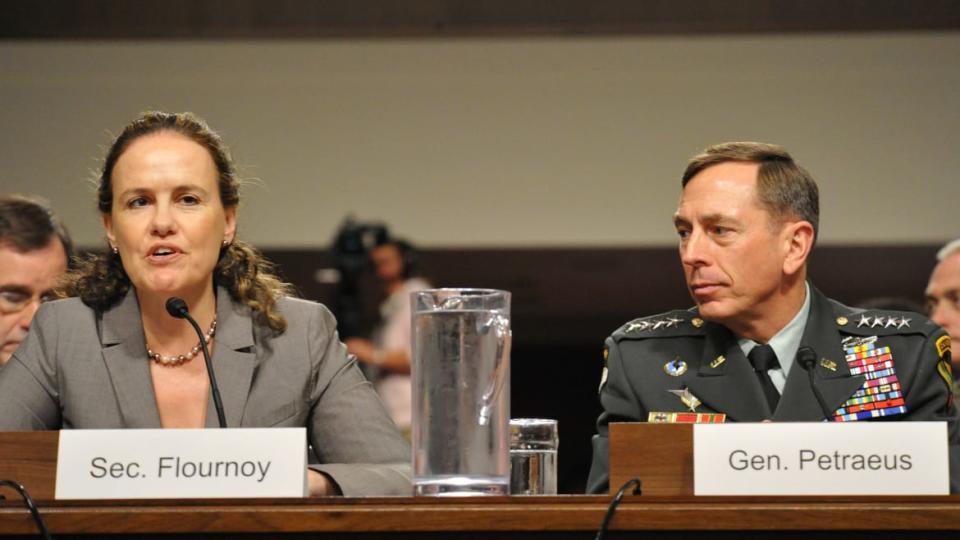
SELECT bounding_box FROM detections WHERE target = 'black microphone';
[797,346,834,422]
[165,297,227,428]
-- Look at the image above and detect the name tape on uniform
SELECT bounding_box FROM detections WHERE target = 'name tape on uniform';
[693,422,948,495]
[56,428,307,499]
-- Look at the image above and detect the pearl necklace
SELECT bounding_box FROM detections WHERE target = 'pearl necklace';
[146,318,217,366]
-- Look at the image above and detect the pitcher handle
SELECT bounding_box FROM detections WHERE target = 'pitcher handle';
[478,314,511,426]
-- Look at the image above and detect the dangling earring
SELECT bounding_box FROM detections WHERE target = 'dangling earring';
[112,246,119,255]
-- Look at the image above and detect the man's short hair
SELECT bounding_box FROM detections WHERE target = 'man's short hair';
[682,142,820,244]
[0,194,73,260]
[936,239,960,261]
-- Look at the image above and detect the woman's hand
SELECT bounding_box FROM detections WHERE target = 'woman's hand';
[307,469,341,496]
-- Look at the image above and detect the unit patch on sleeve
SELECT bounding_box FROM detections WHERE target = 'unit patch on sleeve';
[936,335,951,359]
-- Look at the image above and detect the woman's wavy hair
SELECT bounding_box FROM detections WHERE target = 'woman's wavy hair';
[60,111,293,333]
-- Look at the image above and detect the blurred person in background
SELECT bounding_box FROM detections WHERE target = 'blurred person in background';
[347,238,430,436]
[0,194,71,367]
[926,239,960,399]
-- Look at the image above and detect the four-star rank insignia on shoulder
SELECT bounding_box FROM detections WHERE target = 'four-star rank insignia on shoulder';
[624,316,683,333]
[612,310,705,342]
[841,311,915,334]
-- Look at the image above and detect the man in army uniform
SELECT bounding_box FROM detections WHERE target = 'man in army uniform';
[586,142,957,494]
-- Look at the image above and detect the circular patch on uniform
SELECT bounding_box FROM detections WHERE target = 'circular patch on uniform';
[836,316,849,326]
[663,358,688,377]
[691,318,704,328]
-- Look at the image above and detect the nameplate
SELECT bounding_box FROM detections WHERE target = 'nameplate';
[693,422,948,495]
[55,428,307,499]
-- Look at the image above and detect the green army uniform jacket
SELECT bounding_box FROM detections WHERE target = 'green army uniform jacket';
[586,286,958,494]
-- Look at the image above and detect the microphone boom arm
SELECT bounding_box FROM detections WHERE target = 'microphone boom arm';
[166,297,228,428]
[797,346,835,422]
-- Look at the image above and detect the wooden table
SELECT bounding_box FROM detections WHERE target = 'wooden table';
[3,431,958,538]
[1,495,959,539]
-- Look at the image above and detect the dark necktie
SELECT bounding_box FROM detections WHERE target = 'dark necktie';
[748,344,781,413]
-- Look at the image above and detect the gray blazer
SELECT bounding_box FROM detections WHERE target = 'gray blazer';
[0,287,412,496]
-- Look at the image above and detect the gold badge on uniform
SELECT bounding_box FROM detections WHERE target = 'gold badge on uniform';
[668,387,701,411]
[709,355,726,369]
[819,358,837,372]
[691,318,704,328]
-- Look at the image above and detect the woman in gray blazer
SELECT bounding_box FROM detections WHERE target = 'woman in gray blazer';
[0,111,411,496]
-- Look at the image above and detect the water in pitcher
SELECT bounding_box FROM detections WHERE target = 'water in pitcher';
[412,308,510,496]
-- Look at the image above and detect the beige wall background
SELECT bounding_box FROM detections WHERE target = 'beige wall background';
[2,33,958,248]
